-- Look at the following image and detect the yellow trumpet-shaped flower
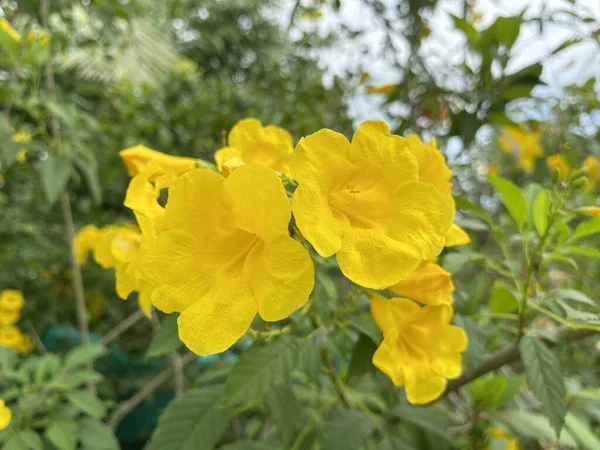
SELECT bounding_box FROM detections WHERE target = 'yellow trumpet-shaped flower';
[0,326,22,348]
[0,18,21,43]
[142,164,314,355]
[546,154,571,180]
[488,428,519,450]
[406,135,470,247]
[74,225,102,265]
[215,119,294,176]
[0,290,24,311]
[93,226,142,269]
[389,262,454,305]
[291,120,453,289]
[498,127,543,173]
[583,155,599,191]
[371,295,467,404]
[0,400,11,431]
[120,145,197,178]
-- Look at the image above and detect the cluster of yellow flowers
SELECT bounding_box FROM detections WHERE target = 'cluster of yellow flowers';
[77,119,470,403]
[0,290,33,354]
[12,130,31,164]
[0,18,49,47]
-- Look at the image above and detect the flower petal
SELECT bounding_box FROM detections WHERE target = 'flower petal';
[370,295,420,332]
[215,146,242,171]
[372,339,405,385]
[445,223,471,247]
[404,367,447,404]
[390,262,454,306]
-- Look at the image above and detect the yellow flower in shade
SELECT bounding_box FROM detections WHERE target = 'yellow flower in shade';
[583,155,599,190]
[488,428,519,450]
[366,84,396,95]
[371,295,467,404]
[74,225,102,265]
[290,121,453,289]
[576,206,600,218]
[406,135,470,247]
[142,164,314,355]
[120,145,197,178]
[16,148,26,163]
[389,262,454,306]
[498,127,543,173]
[0,400,11,431]
[215,119,294,176]
[0,290,24,311]
[93,226,141,269]
[0,326,22,348]
[38,30,50,48]
[546,154,571,180]
[0,310,20,326]
[0,18,21,43]
[15,334,33,354]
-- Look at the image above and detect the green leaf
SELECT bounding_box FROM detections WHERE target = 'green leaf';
[488,176,527,229]
[563,246,600,259]
[18,431,42,450]
[565,413,600,450]
[149,385,230,450]
[454,197,493,224]
[379,436,415,450]
[3,435,28,450]
[65,390,107,419]
[35,354,61,384]
[519,336,566,438]
[74,149,102,204]
[224,336,301,406]
[351,315,382,344]
[317,272,338,300]
[264,384,303,445]
[550,289,596,307]
[79,418,119,450]
[487,15,522,49]
[64,370,104,388]
[489,284,519,314]
[301,337,321,384]
[63,344,106,371]
[442,251,485,273]
[218,442,280,450]
[39,154,72,205]
[496,410,577,447]
[0,347,17,371]
[46,420,79,450]
[533,189,551,236]
[468,373,507,409]
[390,405,452,441]
[552,38,583,55]
[347,333,378,380]
[146,313,182,359]
[320,409,374,450]
[568,219,600,243]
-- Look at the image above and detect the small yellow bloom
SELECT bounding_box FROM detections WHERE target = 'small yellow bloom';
[15,334,33,354]
[0,400,11,431]
[142,164,314,355]
[16,148,27,163]
[0,18,21,43]
[0,290,24,311]
[120,145,196,178]
[291,121,453,289]
[215,119,294,176]
[0,310,20,326]
[12,131,31,143]
[366,84,396,95]
[27,29,37,43]
[371,295,467,404]
[488,428,519,450]
[405,135,470,247]
[576,206,600,218]
[546,154,571,180]
[39,30,50,48]
[93,226,141,269]
[0,326,22,348]
[498,127,543,173]
[74,225,102,265]
[389,262,454,305]
[583,155,599,190]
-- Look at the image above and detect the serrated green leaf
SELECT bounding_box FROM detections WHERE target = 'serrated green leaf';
[79,418,119,450]
[489,284,519,314]
[39,154,72,205]
[347,333,377,380]
[46,420,79,450]
[496,410,577,447]
[264,384,303,445]
[488,176,527,229]
[568,219,600,243]
[320,409,373,450]
[565,413,600,450]
[533,189,551,236]
[519,337,566,438]
[63,345,106,371]
[224,337,301,406]
[146,314,182,359]
[149,385,230,450]
[65,390,107,419]
[390,405,452,440]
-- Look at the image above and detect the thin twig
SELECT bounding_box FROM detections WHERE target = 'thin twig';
[100,310,146,346]
[320,347,349,408]
[109,352,196,428]
[170,353,185,397]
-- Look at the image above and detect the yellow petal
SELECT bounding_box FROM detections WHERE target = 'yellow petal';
[390,262,454,305]
[0,400,11,430]
[138,284,153,318]
[372,339,405,385]
[74,225,101,265]
[445,223,471,246]
[0,310,20,326]
[120,145,196,177]
[115,263,136,300]
[177,284,256,355]
[370,295,420,332]
[250,236,314,321]
[404,367,447,404]
[406,134,452,204]
[215,146,242,171]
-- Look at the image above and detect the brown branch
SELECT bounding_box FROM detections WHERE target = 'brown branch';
[440,327,597,399]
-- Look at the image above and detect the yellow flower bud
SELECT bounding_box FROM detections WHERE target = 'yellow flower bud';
[120,145,196,178]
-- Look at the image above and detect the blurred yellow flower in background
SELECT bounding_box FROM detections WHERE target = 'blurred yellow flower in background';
[498,127,543,173]
[0,290,24,311]
[74,225,102,264]
[12,131,31,164]
[0,290,33,354]
[120,145,196,178]
[488,428,519,450]
[365,84,396,95]
[215,118,294,176]
[576,206,600,218]
[0,18,21,43]
[583,155,599,190]
[0,400,11,430]
[546,153,571,180]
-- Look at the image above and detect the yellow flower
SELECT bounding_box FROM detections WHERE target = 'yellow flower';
[16,148,27,163]
[120,145,197,178]
[366,84,396,95]
[93,226,141,269]
[215,119,294,176]
[546,154,571,180]
[12,131,31,143]
[405,135,470,247]
[488,428,519,450]
[389,262,454,305]
[576,206,600,218]
[583,155,599,190]
[0,310,20,326]
[498,127,543,173]
[15,334,33,354]
[371,295,467,404]
[0,326,22,348]
[27,29,37,43]
[0,18,21,43]
[74,225,102,265]
[290,121,453,289]
[39,30,50,48]
[0,290,24,311]
[0,400,11,431]
[142,164,314,355]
